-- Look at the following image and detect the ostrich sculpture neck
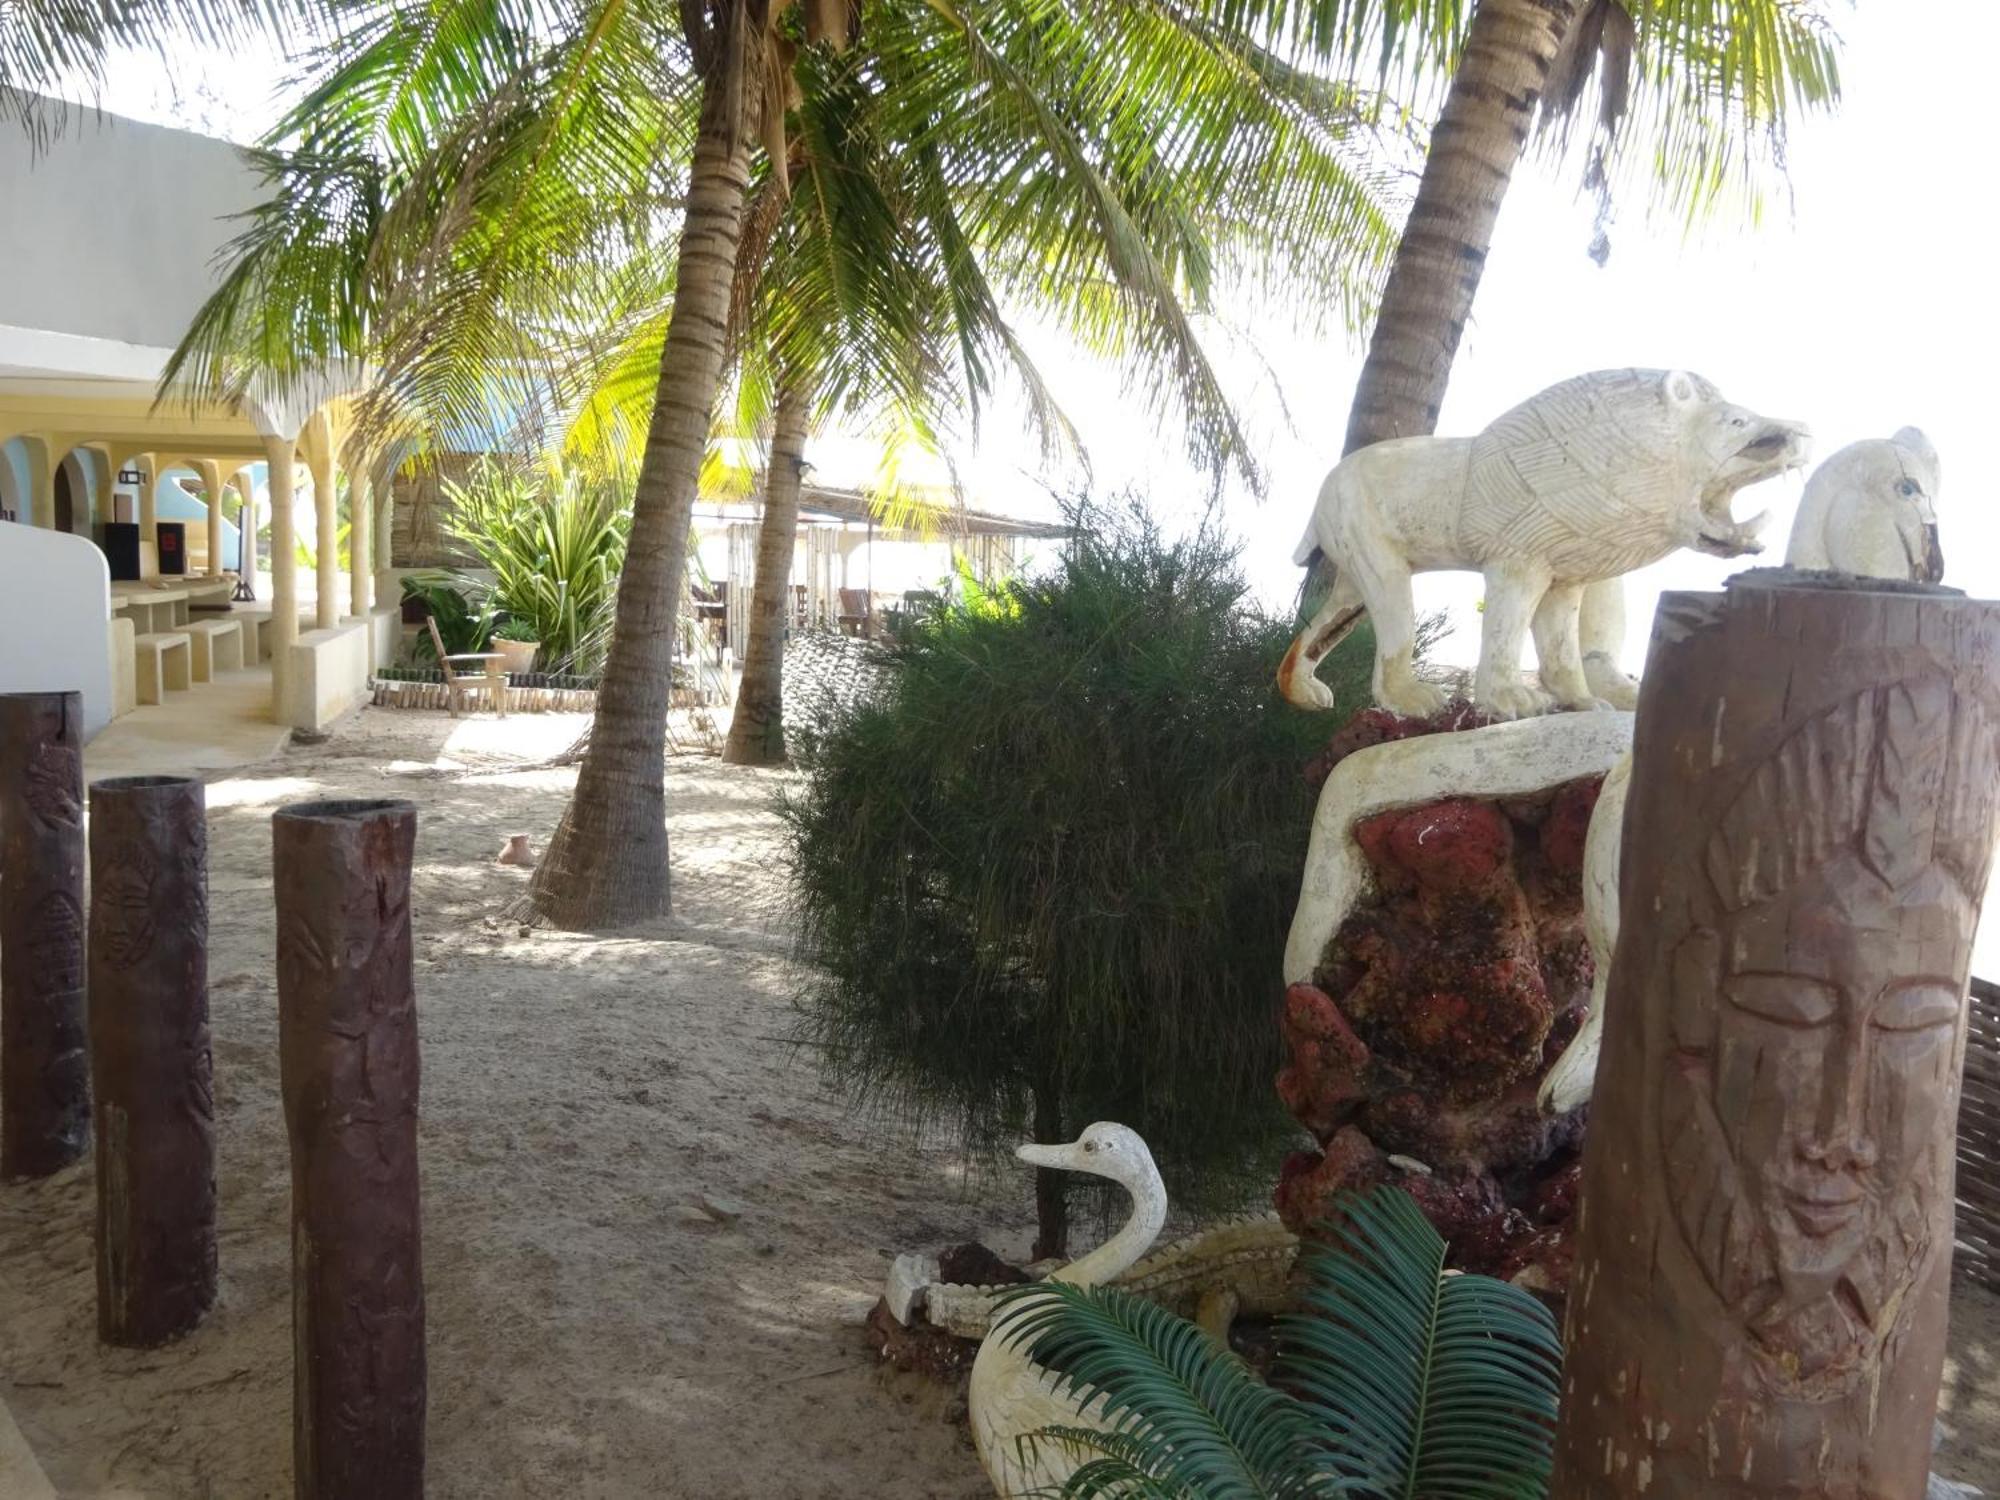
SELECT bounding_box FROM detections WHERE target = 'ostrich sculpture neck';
[1018,1124,1167,1285]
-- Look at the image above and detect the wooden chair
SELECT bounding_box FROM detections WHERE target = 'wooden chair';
[837,587,871,637]
[425,616,509,717]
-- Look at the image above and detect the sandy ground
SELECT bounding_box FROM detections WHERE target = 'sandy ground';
[2,704,1997,1496]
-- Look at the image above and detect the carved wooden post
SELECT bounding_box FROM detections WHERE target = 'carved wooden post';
[0,691,89,1179]
[88,775,216,1345]
[1553,571,2000,1498]
[273,798,424,1500]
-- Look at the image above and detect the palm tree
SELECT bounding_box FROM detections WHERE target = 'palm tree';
[1337,0,1842,454]
[172,0,1409,925]
[0,0,289,117]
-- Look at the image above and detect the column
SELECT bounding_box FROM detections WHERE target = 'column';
[303,412,340,630]
[136,453,158,564]
[1552,572,2000,1497]
[24,435,55,530]
[373,456,397,607]
[197,459,227,578]
[232,468,260,596]
[265,436,298,717]
[348,459,373,617]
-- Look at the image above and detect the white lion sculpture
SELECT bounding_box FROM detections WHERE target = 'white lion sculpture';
[1278,369,1810,719]
[1785,426,1943,582]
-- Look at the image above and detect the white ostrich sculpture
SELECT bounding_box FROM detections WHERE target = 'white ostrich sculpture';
[969,1122,1168,1499]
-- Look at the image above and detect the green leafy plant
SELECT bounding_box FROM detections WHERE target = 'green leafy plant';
[402,572,494,659]
[1004,1185,1562,1498]
[492,616,542,643]
[441,459,629,677]
[783,503,1376,1256]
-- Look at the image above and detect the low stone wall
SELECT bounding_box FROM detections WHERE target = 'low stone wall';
[286,619,374,736]
[107,615,136,719]
[0,524,114,737]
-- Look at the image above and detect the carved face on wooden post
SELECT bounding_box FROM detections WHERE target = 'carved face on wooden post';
[1658,677,1997,1396]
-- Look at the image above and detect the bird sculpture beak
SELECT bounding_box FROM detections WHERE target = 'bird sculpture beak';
[1017,1141,1072,1170]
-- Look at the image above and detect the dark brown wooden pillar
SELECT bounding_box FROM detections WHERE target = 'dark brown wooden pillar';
[0,690,89,1179]
[1553,571,2000,1498]
[273,798,424,1500]
[88,774,216,1345]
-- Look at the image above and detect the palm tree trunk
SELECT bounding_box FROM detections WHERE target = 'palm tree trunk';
[1341,0,1579,455]
[721,378,810,766]
[526,5,761,929]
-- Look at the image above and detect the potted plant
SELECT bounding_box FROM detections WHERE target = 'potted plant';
[491,617,540,676]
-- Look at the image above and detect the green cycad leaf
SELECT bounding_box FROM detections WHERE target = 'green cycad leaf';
[1279,1188,1561,1499]
[999,1281,1346,1500]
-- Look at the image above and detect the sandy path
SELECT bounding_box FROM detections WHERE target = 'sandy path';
[3,709,1005,1499]
[2,704,1996,1495]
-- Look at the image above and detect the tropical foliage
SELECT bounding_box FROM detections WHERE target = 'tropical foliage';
[441,459,631,676]
[162,0,1416,928]
[1337,0,1844,457]
[1002,1185,1563,1498]
[402,570,493,657]
[783,505,1374,1255]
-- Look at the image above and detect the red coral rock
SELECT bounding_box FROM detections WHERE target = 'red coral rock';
[1360,798,1513,892]
[1538,776,1602,879]
[1275,984,1371,1138]
[1281,705,1611,1295]
[1303,702,1495,791]
[1274,1127,1385,1233]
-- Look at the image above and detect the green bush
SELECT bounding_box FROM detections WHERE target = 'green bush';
[442,458,630,676]
[402,571,494,658]
[782,504,1376,1253]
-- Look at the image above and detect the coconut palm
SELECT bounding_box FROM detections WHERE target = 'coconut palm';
[0,0,293,117]
[170,0,1411,926]
[1331,0,1843,454]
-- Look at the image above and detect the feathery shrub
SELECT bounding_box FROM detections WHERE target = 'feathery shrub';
[783,503,1378,1254]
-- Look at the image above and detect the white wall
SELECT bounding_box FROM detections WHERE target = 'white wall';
[0,524,113,737]
[0,93,263,353]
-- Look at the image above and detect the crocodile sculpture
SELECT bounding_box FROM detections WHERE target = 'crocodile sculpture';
[907,1212,1299,1342]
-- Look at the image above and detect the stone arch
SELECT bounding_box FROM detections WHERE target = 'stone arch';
[0,435,27,523]
[55,448,94,535]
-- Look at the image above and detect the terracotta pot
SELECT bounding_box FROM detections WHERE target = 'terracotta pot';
[493,638,538,675]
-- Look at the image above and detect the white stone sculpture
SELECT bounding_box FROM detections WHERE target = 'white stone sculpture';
[1278,369,1809,720]
[1284,711,1635,985]
[1542,434,1950,1114]
[969,1122,1167,1499]
[1539,751,1629,1115]
[1786,426,1943,582]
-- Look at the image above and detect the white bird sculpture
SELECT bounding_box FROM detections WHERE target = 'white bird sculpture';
[969,1122,1168,1499]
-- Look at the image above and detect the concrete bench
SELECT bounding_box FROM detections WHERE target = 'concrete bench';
[187,618,245,682]
[133,632,192,705]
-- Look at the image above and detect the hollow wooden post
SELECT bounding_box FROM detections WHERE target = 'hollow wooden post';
[0,690,89,1179]
[88,775,216,1345]
[1553,571,2000,1498]
[273,798,424,1500]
